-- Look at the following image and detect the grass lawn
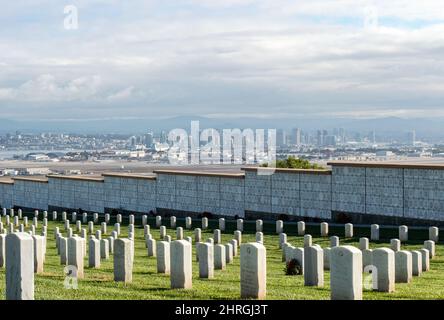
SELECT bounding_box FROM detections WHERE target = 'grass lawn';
[0,215,442,300]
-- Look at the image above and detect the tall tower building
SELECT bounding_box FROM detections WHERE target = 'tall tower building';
[407,130,416,146]
[292,128,301,146]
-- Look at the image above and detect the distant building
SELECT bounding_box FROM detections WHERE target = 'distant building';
[292,128,301,146]
[276,129,287,147]
[407,130,416,146]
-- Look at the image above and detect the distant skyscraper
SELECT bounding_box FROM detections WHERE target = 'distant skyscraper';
[276,129,287,147]
[144,132,154,147]
[292,128,301,146]
[371,130,376,144]
[407,130,416,146]
[324,135,337,146]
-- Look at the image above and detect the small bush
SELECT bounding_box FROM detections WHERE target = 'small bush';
[285,259,302,275]
[261,156,324,170]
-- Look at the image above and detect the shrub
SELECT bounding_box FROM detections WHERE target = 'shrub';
[261,156,323,170]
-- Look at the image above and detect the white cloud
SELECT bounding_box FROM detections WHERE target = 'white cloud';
[1,1,444,120]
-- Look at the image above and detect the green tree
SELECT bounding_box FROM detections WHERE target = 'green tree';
[261,156,323,169]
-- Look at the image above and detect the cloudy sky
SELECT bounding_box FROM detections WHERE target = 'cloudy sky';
[1,0,444,122]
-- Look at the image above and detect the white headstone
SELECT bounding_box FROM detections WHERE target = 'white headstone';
[59,236,68,265]
[320,222,328,237]
[214,229,221,244]
[194,228,202,243]
[330,236,339,248]
[395,250,412,283]
[95,230,102,240]
[214,244,226,270]
[399,225,408,242]
[176,227,184,240]
[419,248,430,272]
[330,246,362,300]
[82,213,88,224]
[71,212,77,223]
[108,236,114,254]
[88,236,100,268]
[170,240,192,289]
[304,245,324,287]
[144,225,150,236]
[344,223,353,238]
[359,237,369,250]
[255,232,263,244]
[156,215,162,228]
[202,217,208,230]
[114,223,120,235]
[424,240,435,258]
[276,220,283,234]
[234,230,242,246]
[304,234,312,248]
[129,214,135,225]
[185,217,192,229]
[429,226,439,243]
[240,242,266,299]
[256,220,263,232]
[32,235,45,274]
[237,219,243,232]
[93,213,98,223]
[67,237,84,278]
[219,218,225,232]
[156,241,170,274]
[371,224,379,241]
[88,221,94,234]
[142,215,148,227]
[76,221,82,232]
[198,243,214,279]
[230,239,238,257]
[170,216,176,229]
[116,214,122,224]
[372,248,395,292]
[114,238,133,283]
[297,221,305,236]
[6,232,34,300]
[225,243,234,264]
[411,250,422,276]
[104,213,110,224]
[160,226,166,239]
[100,239,109,260]
[0,234,6,267]
[101,222,107,235]
[390,239,401,252]
[279,233,287,249]
[147,238,156,257]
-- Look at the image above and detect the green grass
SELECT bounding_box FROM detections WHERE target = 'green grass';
[0,216,442,300]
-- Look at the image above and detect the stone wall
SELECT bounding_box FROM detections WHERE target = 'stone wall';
[245,168,332,219]
[0,182,14,209]
[155,171,245,217]
[404,168,444,221]
[330,163,444,222]
[103,174,156,214]
[13,179,49,210]
[48,176,105,213]
[1,163,444,223]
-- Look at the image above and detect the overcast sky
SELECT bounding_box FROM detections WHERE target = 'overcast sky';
[1,0,444,122]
